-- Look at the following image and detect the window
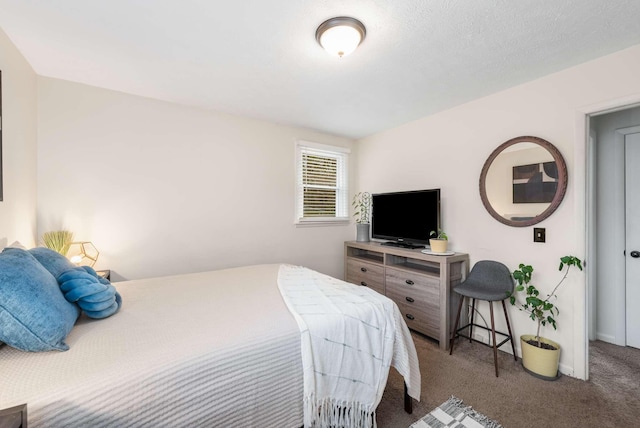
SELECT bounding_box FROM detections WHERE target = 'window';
[295,141,350,224]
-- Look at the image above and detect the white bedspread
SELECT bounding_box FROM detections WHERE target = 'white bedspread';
[278,265,421,428]
[0,264,304,427]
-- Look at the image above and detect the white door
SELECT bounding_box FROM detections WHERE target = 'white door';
[625,132,640,348]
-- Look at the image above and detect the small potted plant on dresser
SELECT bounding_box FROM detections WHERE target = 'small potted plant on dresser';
[508,255,583,380]
[429,229,448,253]
[352,192,372,242]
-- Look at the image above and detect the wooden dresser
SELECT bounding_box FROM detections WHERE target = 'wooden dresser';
[344,241,469,350]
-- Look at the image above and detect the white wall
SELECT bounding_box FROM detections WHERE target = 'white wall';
[0,28,38,247]
[37,77,355,280]
[356,44,640,378]
[592,106,640,345]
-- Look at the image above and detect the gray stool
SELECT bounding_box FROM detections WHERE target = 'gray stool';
[449,260,517,377]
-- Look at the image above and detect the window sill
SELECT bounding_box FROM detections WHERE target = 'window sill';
[295,218,350,228]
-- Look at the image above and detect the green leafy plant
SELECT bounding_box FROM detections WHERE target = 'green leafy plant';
[42,230,74,255]
[429,229,448,240]
[352,192,372,224]
[509,255,583,348]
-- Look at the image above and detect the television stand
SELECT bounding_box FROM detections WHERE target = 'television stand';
[381,241,425,249]
[344,241,469,350]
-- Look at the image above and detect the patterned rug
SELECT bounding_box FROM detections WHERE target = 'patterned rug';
[410,396,502,428]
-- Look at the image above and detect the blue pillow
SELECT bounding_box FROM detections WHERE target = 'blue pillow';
[0,248,80,352]
[58,266,122,319]
[29,247,78,279]
[29,247,122,319]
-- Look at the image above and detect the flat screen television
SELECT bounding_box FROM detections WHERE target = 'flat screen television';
[371,189,441,248]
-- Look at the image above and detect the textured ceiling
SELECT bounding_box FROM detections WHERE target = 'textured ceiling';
[1,0,640,139]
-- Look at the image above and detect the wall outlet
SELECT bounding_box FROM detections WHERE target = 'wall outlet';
[534,228,546,243]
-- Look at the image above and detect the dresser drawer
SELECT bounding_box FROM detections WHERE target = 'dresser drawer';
[386,267,440,338]
[385,267,439,302]
[386,285,438,315]
[395,301,439,338]
[346,259,385,294]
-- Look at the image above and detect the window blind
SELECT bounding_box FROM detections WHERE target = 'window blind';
[296,141,349,223]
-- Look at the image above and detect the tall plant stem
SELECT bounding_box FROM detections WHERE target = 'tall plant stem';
[535,265,571,346]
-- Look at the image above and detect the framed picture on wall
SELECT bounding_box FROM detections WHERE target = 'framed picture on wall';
[512,161,558,203]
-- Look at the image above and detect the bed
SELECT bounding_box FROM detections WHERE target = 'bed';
[0,263,420,427]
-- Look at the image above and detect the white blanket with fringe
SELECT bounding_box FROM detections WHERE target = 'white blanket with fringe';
[277,264,420,428]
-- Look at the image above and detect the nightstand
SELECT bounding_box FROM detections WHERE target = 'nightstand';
[0,404,27,428]
[96,269,111,281]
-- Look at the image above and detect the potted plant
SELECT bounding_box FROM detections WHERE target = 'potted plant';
[42,230,74,255]
[352,192,372,242]
[509,255,583,380]
[429,229,448,253]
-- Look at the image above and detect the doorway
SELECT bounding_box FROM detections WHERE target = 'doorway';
[588,105,640,373]
[625,130,640,348]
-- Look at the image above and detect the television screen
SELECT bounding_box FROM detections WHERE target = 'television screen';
[371,189,441,247]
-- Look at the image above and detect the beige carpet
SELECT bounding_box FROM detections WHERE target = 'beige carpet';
[376,333,640,427]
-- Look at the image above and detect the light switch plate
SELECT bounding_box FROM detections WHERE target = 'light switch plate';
[534,228,546,243]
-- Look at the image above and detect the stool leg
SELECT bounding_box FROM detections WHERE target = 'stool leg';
[469,298,476,343]
[449,295,464,355]
[502,300,518,361]
[489,301,499,377]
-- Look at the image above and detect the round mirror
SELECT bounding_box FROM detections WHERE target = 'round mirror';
[479,136,568,227]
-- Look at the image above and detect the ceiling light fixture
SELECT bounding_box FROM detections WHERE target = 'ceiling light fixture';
[316,17,366,58]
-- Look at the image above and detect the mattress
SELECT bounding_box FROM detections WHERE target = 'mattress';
[0,264,304,427]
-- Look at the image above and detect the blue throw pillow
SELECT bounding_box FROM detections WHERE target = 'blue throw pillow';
[29,247,122,319]
[29,247,78,279]
[58,266,122,319]
[0,248,80,352]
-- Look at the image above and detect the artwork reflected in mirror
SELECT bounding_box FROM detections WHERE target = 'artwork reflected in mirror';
[512,161,558,204]
[480,136,567,227]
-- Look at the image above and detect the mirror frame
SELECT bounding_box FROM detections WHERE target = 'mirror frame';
[479,136,568,227]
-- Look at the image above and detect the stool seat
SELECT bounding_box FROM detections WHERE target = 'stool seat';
[449,260,518,377]
[454,279,511,301]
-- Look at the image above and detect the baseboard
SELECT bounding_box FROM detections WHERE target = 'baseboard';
[470,331,576,377]
[471,332,489,344]
[469,331,518,357]
[558,362,574,377]
[595,333,617,344]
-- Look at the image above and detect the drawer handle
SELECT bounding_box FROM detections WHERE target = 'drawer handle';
[405,314,415,320]
[405,297,415,303]
[405,279,415,285]
[360,281,368,287]
[360,267,367,272]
